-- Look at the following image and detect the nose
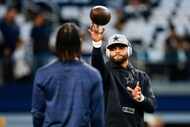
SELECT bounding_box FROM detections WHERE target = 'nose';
[114,47,121,52]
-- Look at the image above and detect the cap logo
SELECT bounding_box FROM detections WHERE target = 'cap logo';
[113,36,119,42]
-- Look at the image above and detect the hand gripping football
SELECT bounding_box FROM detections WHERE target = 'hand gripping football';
[90,5,111,25]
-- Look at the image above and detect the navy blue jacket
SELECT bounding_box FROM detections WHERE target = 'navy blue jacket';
[31,59,105,127]
[92,48,156,127]
[0,19,20,53]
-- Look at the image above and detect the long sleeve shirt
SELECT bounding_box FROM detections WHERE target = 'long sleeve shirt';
[31,59,105,127]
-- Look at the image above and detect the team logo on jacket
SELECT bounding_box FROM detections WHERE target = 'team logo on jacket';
[124,73,134,87]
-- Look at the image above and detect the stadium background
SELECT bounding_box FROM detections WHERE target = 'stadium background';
[0,0,190,127]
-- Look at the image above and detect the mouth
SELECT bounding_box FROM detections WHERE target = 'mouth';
[113,55,123,60]
[113,54,123,57]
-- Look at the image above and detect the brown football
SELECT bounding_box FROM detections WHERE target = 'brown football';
[90,5,111,25]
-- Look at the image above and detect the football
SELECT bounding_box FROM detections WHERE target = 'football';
[90,5,111,25]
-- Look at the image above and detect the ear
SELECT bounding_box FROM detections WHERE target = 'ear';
[106,48,110,58]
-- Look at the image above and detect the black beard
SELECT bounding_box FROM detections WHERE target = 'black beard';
[110,54,128,65]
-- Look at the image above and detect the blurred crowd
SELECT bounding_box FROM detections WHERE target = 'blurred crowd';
[0,0,190,85]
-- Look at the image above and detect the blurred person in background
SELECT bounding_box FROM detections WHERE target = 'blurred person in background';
[164,23,187,81]
[0,7,19,84]
[89,25,156,127]
[30,12,53,71]
[13,37,33,84]
[31,23,105,127]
